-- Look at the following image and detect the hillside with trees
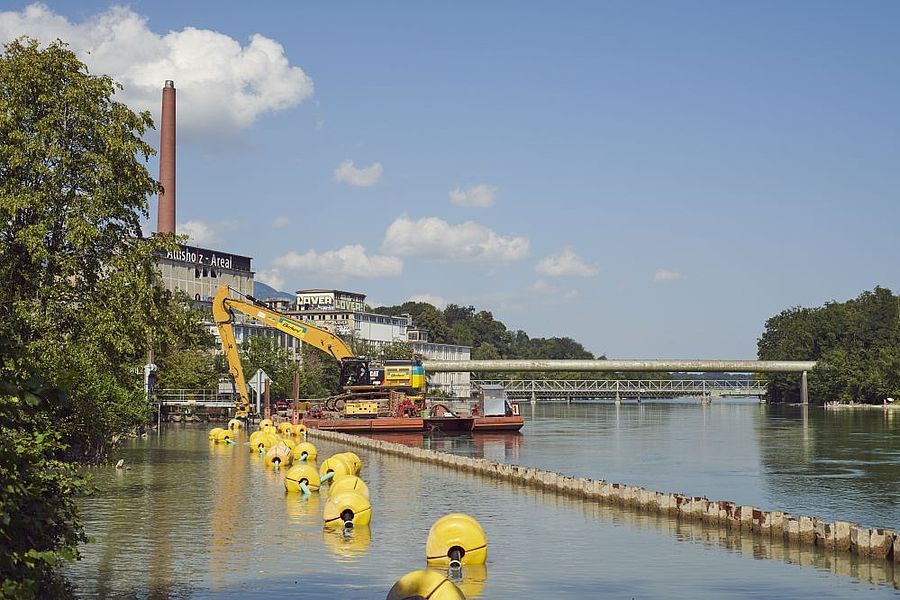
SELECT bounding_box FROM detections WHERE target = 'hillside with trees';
[375,301,596,362]
[758,287,900,403]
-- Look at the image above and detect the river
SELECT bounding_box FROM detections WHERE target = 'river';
[67,400,900,598]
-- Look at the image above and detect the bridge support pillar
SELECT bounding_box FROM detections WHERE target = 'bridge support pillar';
[801,371,809,405]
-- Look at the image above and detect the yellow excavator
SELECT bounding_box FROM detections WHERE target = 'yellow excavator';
[211,284,425,418]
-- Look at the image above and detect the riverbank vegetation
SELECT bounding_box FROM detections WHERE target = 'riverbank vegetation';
[758,287,900,403]
[0,39,202,596]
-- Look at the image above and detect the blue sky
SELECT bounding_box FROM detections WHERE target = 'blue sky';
[2,1,898,358]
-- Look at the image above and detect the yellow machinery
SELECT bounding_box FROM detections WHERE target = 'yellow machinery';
[344,401,379,417]
[211,285,425,418]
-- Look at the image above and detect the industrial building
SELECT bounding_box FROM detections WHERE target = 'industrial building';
[156,243,254,301]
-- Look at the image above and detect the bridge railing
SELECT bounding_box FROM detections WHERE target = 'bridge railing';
[472,379,768,398]
[155,389,237,407]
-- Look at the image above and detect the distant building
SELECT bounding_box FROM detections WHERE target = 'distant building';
[296,289,366,313]
[411,341,471,397]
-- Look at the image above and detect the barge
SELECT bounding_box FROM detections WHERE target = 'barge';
[303,413,524,433]
[303,385,524,433]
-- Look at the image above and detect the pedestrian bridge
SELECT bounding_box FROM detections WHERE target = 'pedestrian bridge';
[471,378,769,401]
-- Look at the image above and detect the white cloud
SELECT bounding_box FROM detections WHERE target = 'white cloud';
[449,183,497,208]
[383,216,529,262]
[273,244,402,278]
[273,216,290,228]
[531,279,579,300]
[178,219,218,245]
[408,293,447,309]
[256,269,285,290]
[654,269,685,282]
[333,160,383,187]
[176,219,238,245]
[0,4,314,136]
[531,279,553,293]
[535,248,598,277]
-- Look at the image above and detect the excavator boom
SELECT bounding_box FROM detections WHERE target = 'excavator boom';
[211,284,424,418]
[212,285,355,417]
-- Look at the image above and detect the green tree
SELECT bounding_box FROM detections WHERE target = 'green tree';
[378,301,450,343]
[472,341,501,360]
[380,341,414,361]
[299,344,340,398]
[0,38,189,594]
[239,336,299,399]
[155,299,219,390]
[759,287,900,403]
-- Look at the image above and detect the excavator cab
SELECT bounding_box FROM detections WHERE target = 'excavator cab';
[340,358,372,388]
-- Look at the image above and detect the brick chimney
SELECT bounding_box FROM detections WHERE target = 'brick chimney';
[157,80,176,234]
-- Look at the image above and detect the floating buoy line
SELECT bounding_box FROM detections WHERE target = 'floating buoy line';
[208,421,488,598]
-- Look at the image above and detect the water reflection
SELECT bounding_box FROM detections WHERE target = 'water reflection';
[68,418,900,598]
[322,526,371,560]
[366,431,524,464]
[439,564,487,599]
[757,404,900,525]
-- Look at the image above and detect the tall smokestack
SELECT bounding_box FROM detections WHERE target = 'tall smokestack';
[157,80,176,234]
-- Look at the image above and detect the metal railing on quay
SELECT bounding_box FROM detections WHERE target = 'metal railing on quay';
[155,389,237,407]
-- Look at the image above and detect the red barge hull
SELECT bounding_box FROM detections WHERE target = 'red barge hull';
[303,414,524,433]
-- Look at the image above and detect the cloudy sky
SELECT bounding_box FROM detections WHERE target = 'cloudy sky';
[3,1,898,358]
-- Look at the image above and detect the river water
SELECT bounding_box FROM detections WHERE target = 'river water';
[67,400,900,598]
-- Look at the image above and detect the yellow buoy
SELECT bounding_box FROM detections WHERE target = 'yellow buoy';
[251,433,280,453]
[293,423,307,437]
[319,455,354,482]
[208,427,225,440]
[265,444,293,469]
[260,423,276,435]
[336,452,362,475]
[227,418,243,430]
[284,463,321,493]
[323,491,371,528]
[277,422,294,436]
[329,475,369,499]
[426,513,487,567]
[259,418,274,429]
[248,430,265,448]
[386,570,465,600]
[214,429,234,444]
[292,441,318,463]
[279,437,297,450]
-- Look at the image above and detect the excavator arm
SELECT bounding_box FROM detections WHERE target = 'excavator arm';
[212,285,356,417]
